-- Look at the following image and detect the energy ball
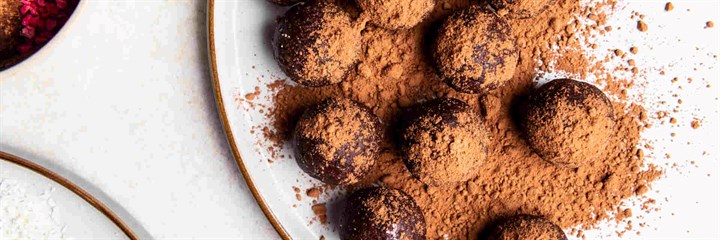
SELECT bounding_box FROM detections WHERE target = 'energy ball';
[356,0,435,29]
[293,98,381,185]
[274,1,361,87]
[521,79,614,167]
[431,6,518,94]
[487,215,567,240]
[0,0,22,57]
[341,187,426,240]
[400,98,488,186]
[488,0,557,19]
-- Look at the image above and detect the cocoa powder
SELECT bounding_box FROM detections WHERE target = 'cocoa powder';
[356,0,435,29]
[263,0,662,238]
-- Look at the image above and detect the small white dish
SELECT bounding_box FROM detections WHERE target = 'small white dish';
[0,151,137,239]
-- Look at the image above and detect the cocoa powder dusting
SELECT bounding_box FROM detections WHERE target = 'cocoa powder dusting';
[356,0,435,30]
[266,0,663,238]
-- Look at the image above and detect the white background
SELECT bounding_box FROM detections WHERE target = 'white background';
[1,0,718,239]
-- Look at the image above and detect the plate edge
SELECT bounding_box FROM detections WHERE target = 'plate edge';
[206,0,292,239]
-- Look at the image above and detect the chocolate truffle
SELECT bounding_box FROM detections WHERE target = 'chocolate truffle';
[487,215,567,240]
[293,98,381,185]
[0,0,22,57]
[521,79,614,167]
[400,98,488,186]
[274,1,361,87]
[341,187,426,240]
[431,6,518,94]
[356,0,435,29]
[488,0,556,19]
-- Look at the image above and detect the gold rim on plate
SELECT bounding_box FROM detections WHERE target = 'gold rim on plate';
[0,151,139,240]
[206,0,292,239]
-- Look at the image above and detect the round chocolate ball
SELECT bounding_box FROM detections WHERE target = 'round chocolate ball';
[266,0,303,6]
[521,79,614,167]
[487,215,567,240]
[400,97,488,186]
[431,6,518,94]
[356,0,435,29]
[293,98,381,185]
[1,0,22,56]
[341,187,426,240]
[274,1,361,87]
[488,0,557,19]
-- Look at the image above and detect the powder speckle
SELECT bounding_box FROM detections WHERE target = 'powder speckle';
[637,20,648,32]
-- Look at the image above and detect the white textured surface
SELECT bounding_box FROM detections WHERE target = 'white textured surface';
[0,1,276,238]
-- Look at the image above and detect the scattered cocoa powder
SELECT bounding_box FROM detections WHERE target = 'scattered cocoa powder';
[690,120,700,129]
[264,0,663,238]
[630,46,638,54]
[664,2,673,12]
[312,203,328,224]
[306,187,322,198]
[637,20,648,32]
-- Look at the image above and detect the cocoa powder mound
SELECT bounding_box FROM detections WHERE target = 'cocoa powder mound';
[265,0,662,238]
[489,0,557,19]
[356,0,435,29]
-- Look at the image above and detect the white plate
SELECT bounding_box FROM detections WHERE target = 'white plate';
[0,152,135,239]
[209,1,720,239]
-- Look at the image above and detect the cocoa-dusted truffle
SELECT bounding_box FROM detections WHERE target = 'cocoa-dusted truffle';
[521,79,614,167]
[293,98,381,185]
[274,1,361,87]
[356,0,435,30]
[400,97,488,186]
[489,0,557,19]
[487,215,567,240]
[0,0,22,57]
[431,6,518,94]
[341,187,426,240]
